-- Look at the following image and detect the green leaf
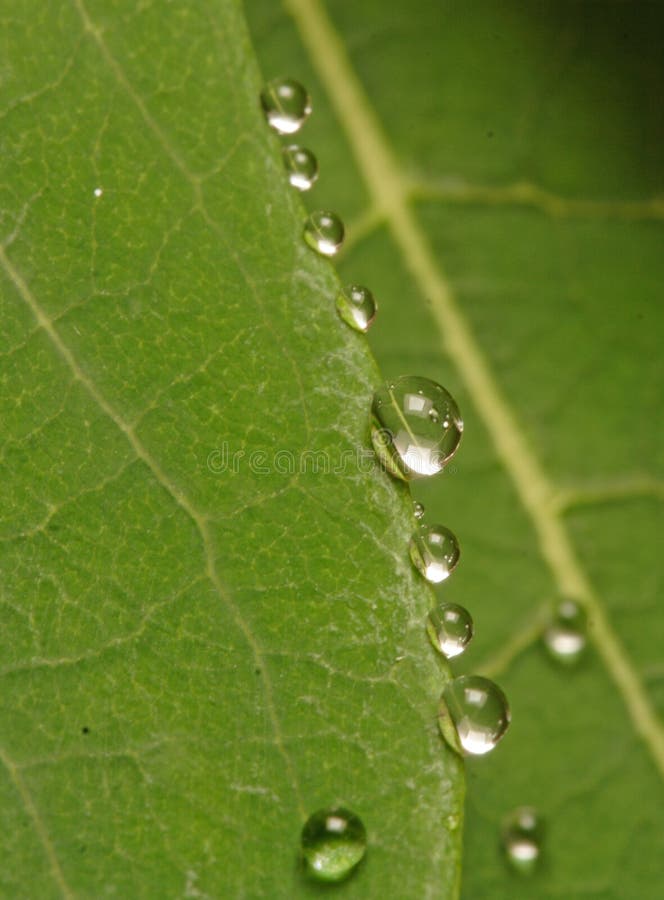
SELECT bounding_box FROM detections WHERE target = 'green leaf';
[0,1,463,897]
[246,0,664,897]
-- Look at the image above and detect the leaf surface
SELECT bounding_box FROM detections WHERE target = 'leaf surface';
[245,0,664,897]
[0,1,463,897]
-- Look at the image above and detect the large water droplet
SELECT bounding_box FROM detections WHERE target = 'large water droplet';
[303,210,345,257]
[412,500,425,520]
[336,284,377,333]
[410,524,460,583]
[301,807,366,882]
[427,603,474,658]
[543,599,587,665]
[260,78,312,134]
[502,806,543,874]
[282,144,318,191]
[370,376,463,480]
[439,675,511,755]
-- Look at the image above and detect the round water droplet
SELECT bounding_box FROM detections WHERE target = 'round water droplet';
[427,603,474,658]
[282,144,319,191]
[410,524,460,583]
[370,376,463,480]
[336,284,377,332]
[301,807,366,882]
[439,675,510,756]
[303,210,345,257]
[260,77,312,134]
[502,806,543,874]
[412,500,425,520]
[543,599,587,664]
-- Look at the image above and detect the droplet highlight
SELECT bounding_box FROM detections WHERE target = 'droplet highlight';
[439,675,510,756]
[303,210,345,257]
[502,806,543,874]
[412,500,425,520]
[260,77,312,135]
[301,807,366,882]
[336,284,377,332]
[282,144,319,191]
[543,599,587,665]
[410,524,460,583]
[371,376,463,480]
[427,603,474,659]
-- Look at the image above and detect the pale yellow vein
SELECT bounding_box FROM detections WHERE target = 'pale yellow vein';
[284,0,664,776]
[0,747,74,899]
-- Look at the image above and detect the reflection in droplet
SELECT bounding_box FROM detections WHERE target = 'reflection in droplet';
[410,524,460,583]
[282,144,319,191]
[335,284,377,332]
[439,675,511,755]
[303,210,345,257]
[427,603,474,658]
[301,807,366,882]
[371,376,463,480]
[260,77,312,134]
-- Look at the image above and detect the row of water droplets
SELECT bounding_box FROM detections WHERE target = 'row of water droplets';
[259,77,585,883]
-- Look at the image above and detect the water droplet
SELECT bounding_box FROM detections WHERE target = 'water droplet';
[301,807,366,882]
[303,210,345,257]
[260,77,312,134]
[502,806,543,874]
[282,144,319,191]
[412,500,425,520]
[543,599,587,664]
[335,284,377,332]
[427,603,474,658]
[410,524,460,583]
[370,376,463,480]
[439,675,510,755]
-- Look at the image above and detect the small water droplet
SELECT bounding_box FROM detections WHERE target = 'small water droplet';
[543,599,587,664]
[301,807,366,882]
[282,144,319,191]
[370,376,463,480]
[427,603,474,658]
[335,284,377,332]
[412,500,425,520]
[439,675,510,755]
[260,77,312,134]
[93,187,103,198]
[303,210,345,257]
[410,524,460,583]
[502,806,543,874]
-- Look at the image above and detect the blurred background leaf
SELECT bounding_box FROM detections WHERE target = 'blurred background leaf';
[245,0,664,897]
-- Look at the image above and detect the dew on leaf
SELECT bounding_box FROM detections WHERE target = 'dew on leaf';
[282,144,318,191]
[370,376,463,480]
[439,675,510,756]
[412,500,425,520]
[260,77,311,134]
[303,210,345,257]
[335,284,377,332]
[502,806,543,874]
[301,807,366,882]
[543,599,587,665]
[427,602,474,658]
[410,524,460,583]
